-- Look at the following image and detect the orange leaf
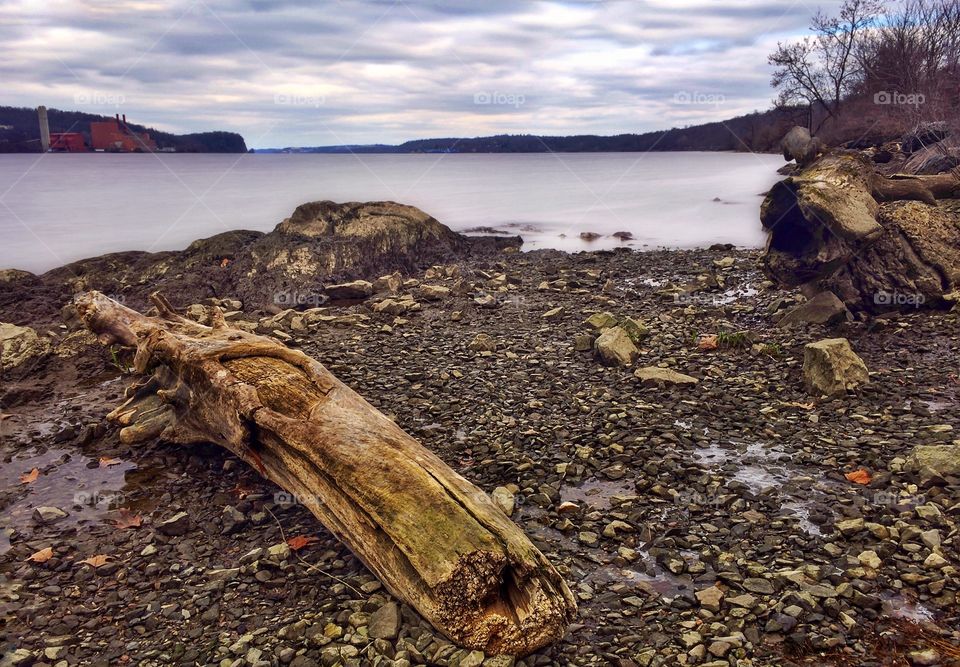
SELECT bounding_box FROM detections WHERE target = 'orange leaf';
[112,509,142,529]
[27,547,54,563]
[79,554,113,567]
[19,468,39,484]
[99,457,123,468]
[698,334,719,351]
[845,469,872,485]
[286,535,318,551]
[220,258,231,268]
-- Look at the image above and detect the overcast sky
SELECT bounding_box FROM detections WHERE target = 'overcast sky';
[2,0,841,148]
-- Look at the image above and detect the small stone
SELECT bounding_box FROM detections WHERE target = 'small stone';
[858,550,882,569]
[578,531,599,547]
[583,312,617,331]
[743,578,775,595]
[543,306,565,320]
[324,280,373,300]
[468,333,497,352]
[368,602,401,640]
[695,585,724,612]
[491,487,515,517]
[634,366,698,387]
[602,520,633,538]
[594,326,639,367]
[33,506,68,524]
[923,552,948,569]
[921,529,941,549]
[158,511,191,536]
[835,517,865,536]
[908,649,941,665]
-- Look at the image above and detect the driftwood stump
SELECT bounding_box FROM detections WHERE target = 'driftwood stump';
[760,152,960,312]
[75,291,576,656]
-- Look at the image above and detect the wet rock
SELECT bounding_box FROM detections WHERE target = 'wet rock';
[368,602,400,640]
[777,291,852,327]
[802,338,869,396]
[594,327,638,367]
[158,511,192,536]
[325,280,373,300]
[634,367,698,388]
[33,506,68,524]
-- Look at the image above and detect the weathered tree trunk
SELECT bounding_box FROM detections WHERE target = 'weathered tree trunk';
[760,152,960,312]
[75,291,576,657]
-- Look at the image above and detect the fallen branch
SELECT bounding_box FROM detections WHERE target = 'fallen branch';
[75,291,576,656]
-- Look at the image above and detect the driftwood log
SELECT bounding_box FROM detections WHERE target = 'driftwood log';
[760,152,960,312]
[75,291,576,656]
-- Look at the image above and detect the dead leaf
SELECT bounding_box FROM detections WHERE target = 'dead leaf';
[27,547,54,563]
[220,258,231,268]
[79,554,113,567]
[286,535,318,551]
[845,469,872,485]
[697,334,719,351]
[19,468,39,484]
[99,457,123,468]
[112,509,142,529]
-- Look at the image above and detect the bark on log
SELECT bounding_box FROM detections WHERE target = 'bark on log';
[75,291,576,656]
[760,152,960,313]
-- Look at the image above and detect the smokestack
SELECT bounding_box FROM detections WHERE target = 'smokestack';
[122,114,126,125]
[37,106,50,152]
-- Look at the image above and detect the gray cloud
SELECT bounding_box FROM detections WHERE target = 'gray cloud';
[0,0,834,147]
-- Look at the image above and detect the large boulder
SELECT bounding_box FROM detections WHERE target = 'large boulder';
[761,153,960,313]
[781,126,826,166]
[324,280,373,300]
[0,323,50,369]
[594,327,639,367]
[10,201,521,325]
[777,291,851,327]
[802,338,869,397]
[906,444,960,481]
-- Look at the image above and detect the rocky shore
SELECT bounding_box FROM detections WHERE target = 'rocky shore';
[1,208,959,666]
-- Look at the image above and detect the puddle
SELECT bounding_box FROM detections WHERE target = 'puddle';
[560,479,637,510]
[694,441,833,535]
[881,592,935,623]
[584,564,693,599]
[0,446,142,553]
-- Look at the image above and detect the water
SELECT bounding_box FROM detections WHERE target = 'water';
[0,152,784,273]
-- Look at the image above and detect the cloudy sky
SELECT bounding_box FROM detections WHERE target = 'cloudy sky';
[2,0,841,148]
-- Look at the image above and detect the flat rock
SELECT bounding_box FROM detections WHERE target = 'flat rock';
[634,366,698,387]
[778,291,851,327]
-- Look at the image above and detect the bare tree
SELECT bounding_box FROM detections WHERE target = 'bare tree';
[769,0,884,131]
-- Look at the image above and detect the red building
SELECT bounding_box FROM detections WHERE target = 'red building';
[90,114,157,152]
[49,132,86,152]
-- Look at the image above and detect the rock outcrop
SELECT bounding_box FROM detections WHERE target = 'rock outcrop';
[1,201,521,325]
[0,323,50,369]
[761,152,960,313]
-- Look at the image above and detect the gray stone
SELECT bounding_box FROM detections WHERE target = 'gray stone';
[634,366,698,387]
[33,506,68,524]
[778,291,852,327]
[158,511,191,536]
[368,601,401,640]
